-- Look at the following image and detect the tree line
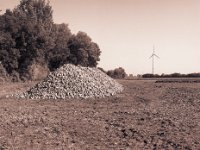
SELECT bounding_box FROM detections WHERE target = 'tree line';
[0,0,101,81]
[142,73,200,78]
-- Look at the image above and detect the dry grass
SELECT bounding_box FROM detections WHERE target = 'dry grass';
[0,80,200,149]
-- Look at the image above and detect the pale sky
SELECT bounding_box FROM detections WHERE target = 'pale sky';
[1,0,200,75]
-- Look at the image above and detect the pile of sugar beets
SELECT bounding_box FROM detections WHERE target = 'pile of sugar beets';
[15,64,123,99]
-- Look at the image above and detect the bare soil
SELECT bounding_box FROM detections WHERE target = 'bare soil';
[0,80,200,150]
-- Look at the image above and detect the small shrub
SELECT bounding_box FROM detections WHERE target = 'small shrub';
[107,67,127,79]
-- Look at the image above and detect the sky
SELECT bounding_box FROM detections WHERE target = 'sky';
[1,0,200,75]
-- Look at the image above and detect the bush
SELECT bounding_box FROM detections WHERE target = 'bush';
[107,67,127,79]
[142,74,154,78]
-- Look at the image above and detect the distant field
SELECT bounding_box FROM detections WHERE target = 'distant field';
[131,77,200,82]
[0,80,200,149]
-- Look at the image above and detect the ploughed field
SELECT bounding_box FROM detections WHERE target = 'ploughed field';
[0,79,200,150]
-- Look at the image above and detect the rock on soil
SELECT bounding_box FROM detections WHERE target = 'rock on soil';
[17,64,123,99]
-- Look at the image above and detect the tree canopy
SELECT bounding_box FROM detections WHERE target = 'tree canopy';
[0,0,101,81]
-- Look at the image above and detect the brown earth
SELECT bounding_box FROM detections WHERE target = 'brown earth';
[0,79,200,150]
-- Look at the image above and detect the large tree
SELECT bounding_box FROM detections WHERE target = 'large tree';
[0,0,55,79]
[68,31,101,67]
[0,0,101,80]
[0,31,20,74]
[47,23,72,70]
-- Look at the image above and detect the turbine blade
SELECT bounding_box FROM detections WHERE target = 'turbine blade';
[154,54,160,58]
[149,55,153,59]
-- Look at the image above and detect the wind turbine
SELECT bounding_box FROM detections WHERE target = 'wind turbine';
[149,45,160,74]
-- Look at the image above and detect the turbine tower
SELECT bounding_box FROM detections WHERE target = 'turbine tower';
[149,45,159,74]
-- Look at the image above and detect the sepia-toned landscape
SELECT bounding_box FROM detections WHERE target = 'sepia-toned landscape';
[0,79,200,149]
[0,0,200,149]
